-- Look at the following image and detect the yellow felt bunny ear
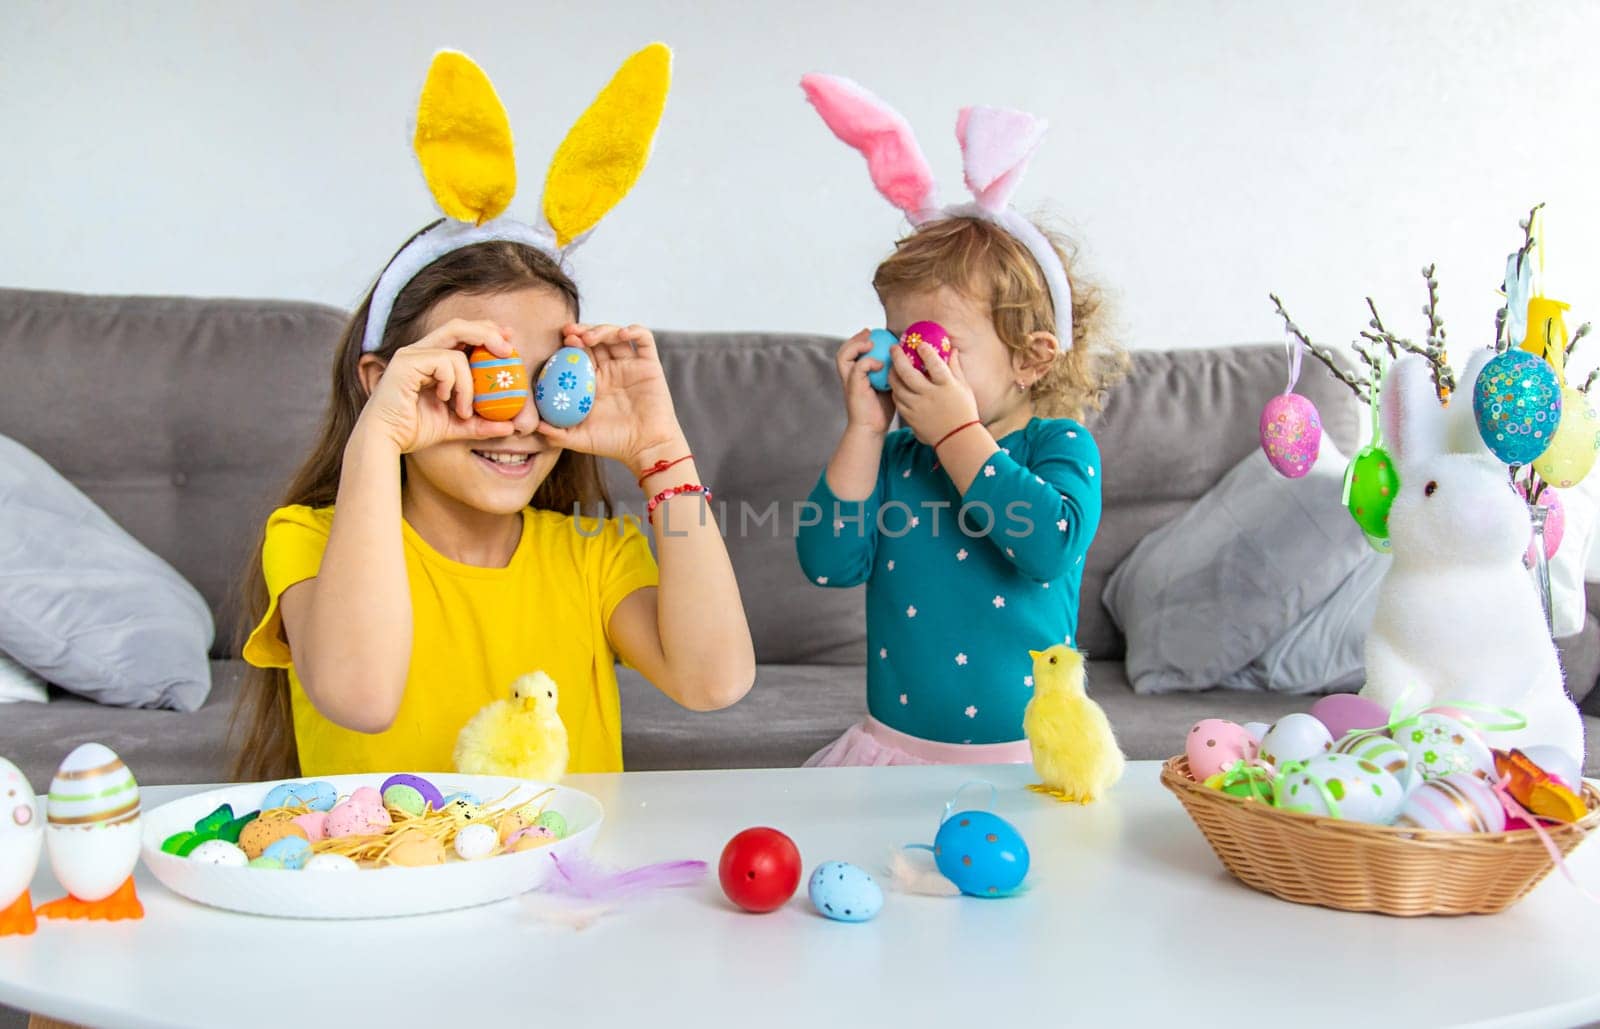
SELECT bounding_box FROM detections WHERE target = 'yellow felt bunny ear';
[542,43,672,248]
[414,50,517,225]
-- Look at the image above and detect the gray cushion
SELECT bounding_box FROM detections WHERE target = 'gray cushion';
[0,434,213,710]
[1104,441,1367,694]
[1218,553,1385,694]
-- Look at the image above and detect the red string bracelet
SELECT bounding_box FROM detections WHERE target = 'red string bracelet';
[934,420,982,450]
[636,454,693,487]
[646,483,713,520]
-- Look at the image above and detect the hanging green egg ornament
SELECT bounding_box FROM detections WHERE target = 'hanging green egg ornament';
[1344,446,1398,540]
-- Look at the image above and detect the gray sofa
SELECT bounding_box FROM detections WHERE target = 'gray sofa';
[1,286,1597,787]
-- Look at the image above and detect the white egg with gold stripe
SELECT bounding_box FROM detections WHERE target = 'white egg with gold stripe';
[45,743,142,901]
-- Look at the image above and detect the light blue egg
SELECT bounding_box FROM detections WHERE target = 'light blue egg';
[933,810,1030,898]
[864,329,898,392]
[808,861,884,922]
[261,780,337,812]
[535,346,597,428]
[262,836,311,870]
[441,791,482,807]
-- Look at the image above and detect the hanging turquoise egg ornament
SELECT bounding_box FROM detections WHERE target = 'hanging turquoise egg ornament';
[1473,350,1562,465]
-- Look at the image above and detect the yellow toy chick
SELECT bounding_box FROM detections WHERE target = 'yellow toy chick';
[1023,644,1124,804]
[454,671,570,783]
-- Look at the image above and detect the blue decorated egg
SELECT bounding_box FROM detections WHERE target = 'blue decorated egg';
[933,810,1029,897]
[261,781,337,812]
[1473,350,1561,465]
[535,346,597,428]
[261,836,311,870]
[808,861,884,922]
[864,329,898,392]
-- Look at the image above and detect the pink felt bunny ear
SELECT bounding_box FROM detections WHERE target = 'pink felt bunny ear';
[800,74,936,220]
[956,105,1047,213]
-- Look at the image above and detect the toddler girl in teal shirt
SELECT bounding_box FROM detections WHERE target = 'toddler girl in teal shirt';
[795,74,1125,766]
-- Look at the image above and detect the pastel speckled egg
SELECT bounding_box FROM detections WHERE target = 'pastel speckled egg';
[1393,772,1506,833]
[304,854,359,872]
[469,346,530,421]
[1185,719,1258,781]
[187,840,248,867]
[292,811,328,842]
[443,796,481,825]
[1473,350,1562,465]
[379,774,444,812]
[382,785,426,818]
[535,811,568,839]
[1533,387,1600,488]
[933,810,1029,898]
[248,856,285,870]
[864,329,898,391]
[808,861,884,923]
[1258,713,1334,769]
[261,781,337,812]
[238,818,309,860]
[534,346,597,428]
[508,826,558,852]
[1333,730,1417,791]
[1396,712,1495,782]
[1275,753,1404,824]
[387,832,447,867]
[261,836,311,870]
[46,743,142,902]
[453,823,498,861]
[1259,393,1322,478]
[899,321,953,375]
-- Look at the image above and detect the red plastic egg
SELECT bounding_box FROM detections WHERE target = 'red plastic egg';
[468,346,530,421]
[718,827,801,913]
[899,321,953,375]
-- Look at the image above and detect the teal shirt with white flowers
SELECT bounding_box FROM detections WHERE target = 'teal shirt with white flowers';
[796,418,1102,744]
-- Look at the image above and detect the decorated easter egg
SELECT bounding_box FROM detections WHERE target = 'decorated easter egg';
[304,854,359,872]
[443,795,481,825]
[534,346,597,428]
[933,810,1029,898]
[292,811,328,842]
[261,781,337,812]
[1473,350,1562,465]
[1333,729,1417,791]
[1532,388,1599,488]
[379,774,444,812]
[453,823,498,861]
[1185,719,1259,781]
[45,743,142,902]
[1259,393,1322,478]
[386,831,447,867]
[261,837,311,870]
[508,826,559,852]
[900,321,953,375]
[238,818,309,860]
[1344,446,1398,540]
[808,861,884,923]
[535,811,568,839]
[325,797,390,839]
[1258,713,1334,769]
[1310,694,1388,741]
[719,827,803,913]
[469,346,530,421]
[1392,772,1506,833]
[495,809,531,844]
[0,756,43,922]
[1203,762,1275,803]
[188,840,248,867]
[248,856,285,870]
[1395,712,1495,782]
[382,785,426,818]
[1521,484,1566,565]
[1275,753,1405,824]
[864,329,898,391]
[1520,745,1583,791]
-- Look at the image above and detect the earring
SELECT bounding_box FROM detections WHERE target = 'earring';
[1015,381,1028,393]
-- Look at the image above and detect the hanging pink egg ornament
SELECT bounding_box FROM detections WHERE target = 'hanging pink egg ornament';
[1519,484,1566,565]
[1259,393,1323,478]
[899,321,953,375]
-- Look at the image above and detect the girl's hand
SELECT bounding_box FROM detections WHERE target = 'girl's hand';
[356,319,519,454]
[539,323,688,475]
[835,329,894,436]
[889,343,981,446]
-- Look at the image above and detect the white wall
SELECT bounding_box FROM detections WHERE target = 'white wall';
[4,0,1599,357]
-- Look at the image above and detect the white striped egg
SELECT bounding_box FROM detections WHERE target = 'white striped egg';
[45,743,142,901]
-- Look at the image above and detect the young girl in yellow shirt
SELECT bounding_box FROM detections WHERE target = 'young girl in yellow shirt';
[232,47,754,779]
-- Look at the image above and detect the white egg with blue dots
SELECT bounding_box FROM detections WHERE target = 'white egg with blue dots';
[808,861,884,922]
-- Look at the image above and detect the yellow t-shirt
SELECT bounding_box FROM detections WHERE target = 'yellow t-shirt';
[242,505,658,777]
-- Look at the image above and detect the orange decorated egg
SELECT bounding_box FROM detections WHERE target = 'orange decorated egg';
[469,347,530,421]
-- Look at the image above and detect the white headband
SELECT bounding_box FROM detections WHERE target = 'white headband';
[801,75,1073,347]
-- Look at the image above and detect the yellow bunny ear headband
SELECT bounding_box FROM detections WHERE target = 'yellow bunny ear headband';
[361,44,672,354]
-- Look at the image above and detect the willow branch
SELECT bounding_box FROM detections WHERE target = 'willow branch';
[1564,321,1591,359]
[1269,293,1371,400]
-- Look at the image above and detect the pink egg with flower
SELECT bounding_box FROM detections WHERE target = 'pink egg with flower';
[1259,393,1322,478]
[1186,719,1259,781]
[900,321,953,375]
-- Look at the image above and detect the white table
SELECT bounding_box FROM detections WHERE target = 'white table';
[2,762,1597,1029]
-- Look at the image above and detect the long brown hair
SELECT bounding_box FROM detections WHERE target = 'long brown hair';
[227,238,610,780]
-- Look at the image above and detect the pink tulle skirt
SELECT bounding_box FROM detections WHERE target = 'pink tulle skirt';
[804,716,1033,767]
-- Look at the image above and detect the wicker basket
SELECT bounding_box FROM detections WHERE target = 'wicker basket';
[1161,755,1599,916]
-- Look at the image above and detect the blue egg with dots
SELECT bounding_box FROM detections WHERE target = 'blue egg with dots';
[863,329,898,392]
[261,780,337,812]
[933,810,1029,897]
[808,861,883,922]
[262,836,311,870]
[535,346,597,428]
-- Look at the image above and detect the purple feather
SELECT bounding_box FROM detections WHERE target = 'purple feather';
[544,852,708,901]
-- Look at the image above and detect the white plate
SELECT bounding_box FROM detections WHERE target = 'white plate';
[140,774,602,919]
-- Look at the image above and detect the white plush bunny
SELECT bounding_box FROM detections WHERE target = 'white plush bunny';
[1361,353,1585,764]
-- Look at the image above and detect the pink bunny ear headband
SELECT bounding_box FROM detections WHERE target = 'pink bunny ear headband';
[800,73,1073,349]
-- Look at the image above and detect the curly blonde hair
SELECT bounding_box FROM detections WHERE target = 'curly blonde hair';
[872,216,1125,420]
